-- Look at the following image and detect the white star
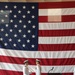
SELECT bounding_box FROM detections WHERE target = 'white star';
[6,24,9,27]
[31,45,35,48]
[32,15,35,19]
[5,15,8,17]
[10,10,12,13]
[22,15,26,18]
[23,25,26,28]
[9,38,12,42]
[1,19,4,22]
[1,28,4,31]
[32,25,36,28]
[23,34,26,38]
[22,44,25,47]
[0,10,3,12]
[10,29,13,32]
[27,39,30,43]
[28,20,31,24]
[18,39,21,42]
[14,5,17,9]
[14,34,17,37]
[5,33,8,37]
[28,30,31,33]
[19,20,22,23]
[32,6,35,9]
[4,43,8,46]
[4,43,7,46]
[18,29,22,33]
[10,19,13,23]
[18,10,21,13]
[0,38,3,41]
[13,44,16,47]
[23,6,26,9]
[5,5,8,8]
[32,35,35,38]
[14,24,17,28]
[14,15,17,18]
[27,10,30,14]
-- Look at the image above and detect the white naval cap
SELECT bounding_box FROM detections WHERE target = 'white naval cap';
[36,59,40,62]
[24,60,28,63]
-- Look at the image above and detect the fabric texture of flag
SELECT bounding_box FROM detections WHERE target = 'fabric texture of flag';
[0,1,75,75]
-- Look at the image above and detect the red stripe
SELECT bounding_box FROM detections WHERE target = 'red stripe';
[62,15,75,22]
[39,29,75,36]
[39,16,48,22]
[39,15,75,22]
[0,70,22,75]
[39,2,75,9]
[0,56,75,65]
[0,70,73,75]
[38,44,75,51]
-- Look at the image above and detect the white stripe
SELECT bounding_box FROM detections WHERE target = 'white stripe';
[39,36,75,44]
[62,8,75,15]
[39,22,75,30]
[0,48,75,58]
[48,9,61,15]
[39,9,48,16]
[39,8,75,16]
[0,62,22,72]
[0,62,74,73]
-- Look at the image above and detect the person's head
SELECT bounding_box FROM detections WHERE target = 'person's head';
[36,59,40,65]
[24,60,29,66]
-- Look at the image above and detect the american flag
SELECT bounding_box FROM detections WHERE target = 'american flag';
[0,1,75,75]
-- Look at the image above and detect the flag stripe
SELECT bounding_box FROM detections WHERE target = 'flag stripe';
[0,49,75,58]
[62,15,75,22]
[0,62,74,73]
[0,70,73,75]
[0,56,75,65]
[0,70,22,75]
[39,15,75,22]
[39,22,75,30]
[39,36,75,44]
[39,9,62,16]
[38,44,75,51]
[39,16,48,22]
[39,8,75,16]
[62,8,75,15]
[39,30,75,36]
[39,2,75,9]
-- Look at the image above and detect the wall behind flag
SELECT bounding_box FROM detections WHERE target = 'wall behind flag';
[0,0,75,2]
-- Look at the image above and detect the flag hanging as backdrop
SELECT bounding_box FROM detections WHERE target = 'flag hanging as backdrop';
[0,1,75,75]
